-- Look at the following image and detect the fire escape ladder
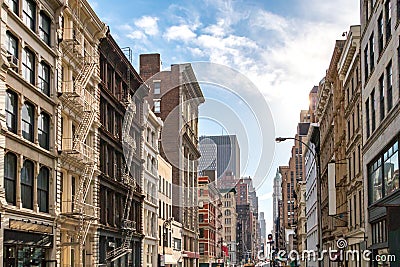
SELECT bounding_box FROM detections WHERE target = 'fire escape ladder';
[73,109,96,147]
[75,62,96,95]
[74,162,96,211]
[106,169,137,263]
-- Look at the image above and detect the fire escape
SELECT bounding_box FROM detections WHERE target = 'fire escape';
[59,7,99,251]
[106,62,139,263]
[105,166,138,262]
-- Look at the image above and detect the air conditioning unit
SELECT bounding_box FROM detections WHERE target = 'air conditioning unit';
[7,54,18,70]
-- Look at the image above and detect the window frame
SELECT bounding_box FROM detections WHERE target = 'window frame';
[4,153,17,205]
[37,166,49,213]
[22,0,36,31]
[6,90,18,133]
[39,11,51,45]
[21,101,35,142]
[38,61,50,96]
[22,47,35,85]
[38,112,50,150]
[21,159,34,209]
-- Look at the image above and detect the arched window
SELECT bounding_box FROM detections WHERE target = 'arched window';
[22,102,34,142]
[37,167,49,213]
[38,112,50,150]
[21,160,34,209]
[4,153,17,205]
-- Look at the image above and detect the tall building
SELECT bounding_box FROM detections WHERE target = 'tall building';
[157,155,177,266]
[221,188,238,266]
[338,25,366,266]
[140,54,205,267]
[259,212,266,246]
[199,135,240,179]
[98,32,144,266]
[305,124,320,267]
[198,176,218,266]
[361,0,400,261]
[316,40,346,266]
[0,0,65,265]
[272,169,282,240]
[279,113,310,254]
[57,1,107,266]
[142,102,163,267]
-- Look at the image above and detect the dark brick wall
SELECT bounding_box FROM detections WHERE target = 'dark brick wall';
[139,53,161,81]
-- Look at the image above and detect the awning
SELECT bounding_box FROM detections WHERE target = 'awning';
[165,254,178,265]
[4,229,53,248]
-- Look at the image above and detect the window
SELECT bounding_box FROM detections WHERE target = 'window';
[21,160,34,209]
[37,167,49,213]
[39,12,51,45]
[383,141,399,196]
[368,141,399,205]
[22,0,36,31]
[6,90,18,133]
[9,0,18,14]
[22,48,35,84]
[199,228,204,238]
[22,102,34,142]
[364,47,369,81]
[199,243,205,255]
[38,112,50,150]
[378,13,384,53]
[366,99,370,138]
[371,89,376,132]
[154,100,161,113]
[38,62,50,96]
[386,61,393,111]
[385,0,392,41]
[4,153,17,205]
[369,34,375,71]
[154,81,160,94]
[379,75,385,121]
[6,32,18,58]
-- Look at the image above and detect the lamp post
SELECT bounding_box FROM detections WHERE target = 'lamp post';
[162,217,174,266]
[275,137,323,267]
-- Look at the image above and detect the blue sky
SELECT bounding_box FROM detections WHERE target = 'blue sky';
[89,0,360,233]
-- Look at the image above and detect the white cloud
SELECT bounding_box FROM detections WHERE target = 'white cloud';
[164,24,197,42]
[134,16,159,36]
[127,30,146,40]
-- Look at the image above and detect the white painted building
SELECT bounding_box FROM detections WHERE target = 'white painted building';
[143,101,163,267]
[305,124,319,267]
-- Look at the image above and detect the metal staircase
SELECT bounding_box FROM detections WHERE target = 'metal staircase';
[59,28,99,250]
[106,167,137,263]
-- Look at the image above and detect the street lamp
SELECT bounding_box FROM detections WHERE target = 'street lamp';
[163,217,174,257]
[275,136,323,267]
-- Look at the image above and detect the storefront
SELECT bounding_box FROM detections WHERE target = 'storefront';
[3,220,54,267]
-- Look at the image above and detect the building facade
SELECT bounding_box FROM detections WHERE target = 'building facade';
[140,54,205,267]
[221,188,237,266]
[361,0,400,263]
[305,124,320,267]
[98,32,145,266]
[158,154,177,266]
[0,0,64,265]
[338,25,367,266]
[143,101,162,267]
[57,0,107,266]
[199,135,240,179]
[272,169,282,242]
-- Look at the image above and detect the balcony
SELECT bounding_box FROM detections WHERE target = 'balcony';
[61,200,99,220]
[60,138,98,166]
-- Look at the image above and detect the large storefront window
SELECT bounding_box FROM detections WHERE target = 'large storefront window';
[369,140,399,204]
[369,158,383,204]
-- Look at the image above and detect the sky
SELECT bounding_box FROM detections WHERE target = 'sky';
[88,0,360,235]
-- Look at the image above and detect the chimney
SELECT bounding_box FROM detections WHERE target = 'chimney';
[139,53,161,81]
